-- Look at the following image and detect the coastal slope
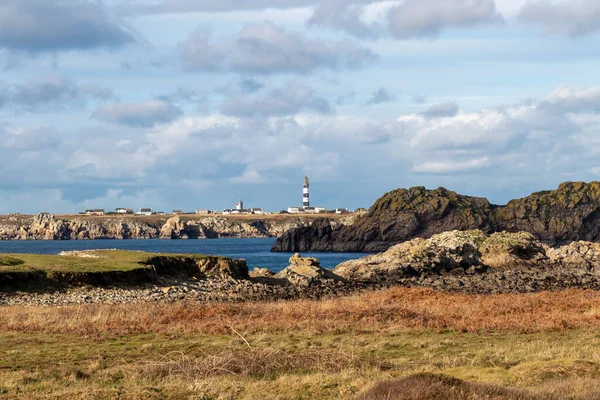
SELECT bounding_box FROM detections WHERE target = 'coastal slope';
[272,181,600,252]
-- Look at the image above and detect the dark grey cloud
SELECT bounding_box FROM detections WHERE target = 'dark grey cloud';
[92,100,183,127]
[239,78,265,93]
[413,95,427,104]
[336,91,357,106]
[220,83,332,117]
[388,0,503,39]
[155,87,202,104]
[366,88,394,105]
[307,0,382,39]
[0,0,134,53]
[119,0,317,14]
[421,102,459,118]
[519,0,600,37]
[305,0,503,40]
[0,76,114,112]
[220,78,266,95]
[181,22,376,75]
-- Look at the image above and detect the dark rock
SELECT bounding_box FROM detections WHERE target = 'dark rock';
[272,181,600,253]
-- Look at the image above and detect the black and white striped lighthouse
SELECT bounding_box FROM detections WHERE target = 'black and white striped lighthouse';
[303,176,310,208]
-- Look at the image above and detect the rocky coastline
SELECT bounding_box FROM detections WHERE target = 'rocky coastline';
[272,181,600,253]
[0,213,352,241]
[5,230,600,306]
[0,252,361,307]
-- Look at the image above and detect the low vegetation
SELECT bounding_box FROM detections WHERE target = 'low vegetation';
[0,250,215,274]
[3,288,600,398]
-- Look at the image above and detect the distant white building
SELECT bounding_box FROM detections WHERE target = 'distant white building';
[137,208,153,216]
[249,208,264,215]
[336,208,351,214]
[236,200,244,211]
[196,209,212,215]
[116,208,133,214]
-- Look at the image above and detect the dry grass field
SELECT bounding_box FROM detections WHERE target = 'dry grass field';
[3,288,600,399]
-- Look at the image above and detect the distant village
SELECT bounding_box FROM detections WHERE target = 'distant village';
[75,177,366,217]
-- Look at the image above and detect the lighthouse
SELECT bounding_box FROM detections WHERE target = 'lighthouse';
[303,176,310,208]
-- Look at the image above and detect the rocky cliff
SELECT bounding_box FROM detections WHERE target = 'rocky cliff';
[272,181,600,253]
[0,213,316,241]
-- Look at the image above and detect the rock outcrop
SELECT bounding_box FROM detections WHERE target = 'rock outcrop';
[275,253,345,286]
[195,257,249,280]
[333,230,600,294]
[0,213,314,241]
[272,181,600,253]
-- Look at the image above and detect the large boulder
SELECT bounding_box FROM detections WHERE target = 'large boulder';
[333,230,550,283]
[275,253,345,286]
[195,257,249,280]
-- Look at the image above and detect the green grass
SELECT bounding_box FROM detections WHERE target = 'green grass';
[0,250,214,274]
[2,329,600,399]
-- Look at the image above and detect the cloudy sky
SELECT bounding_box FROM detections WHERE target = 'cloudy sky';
[1,0,600,213]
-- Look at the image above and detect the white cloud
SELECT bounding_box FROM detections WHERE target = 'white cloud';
[412,157,491,173]
[5,84,600,212]
[220,82,332,117]
[181,21,376,74]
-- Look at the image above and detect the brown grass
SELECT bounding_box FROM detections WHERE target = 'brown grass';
[359,373,548,400]
[2,288,600,336]
[140,348,382,381]
[4,288,600,398]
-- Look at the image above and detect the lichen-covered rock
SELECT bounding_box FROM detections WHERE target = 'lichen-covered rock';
[333,230,573,284]
[275,254,345,286]
[495,181,600,244]
[478,231,547,269]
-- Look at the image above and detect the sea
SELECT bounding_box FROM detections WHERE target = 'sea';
[0,238,367,273]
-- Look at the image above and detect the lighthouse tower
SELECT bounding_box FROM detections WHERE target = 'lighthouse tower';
[303,176,310,208]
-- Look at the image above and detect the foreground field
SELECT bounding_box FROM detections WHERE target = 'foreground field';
[2,288,600,399]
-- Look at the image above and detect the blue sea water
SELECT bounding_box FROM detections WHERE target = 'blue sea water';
[0,238,367,273]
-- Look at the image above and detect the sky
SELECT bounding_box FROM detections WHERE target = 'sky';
[1,0,600,214]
